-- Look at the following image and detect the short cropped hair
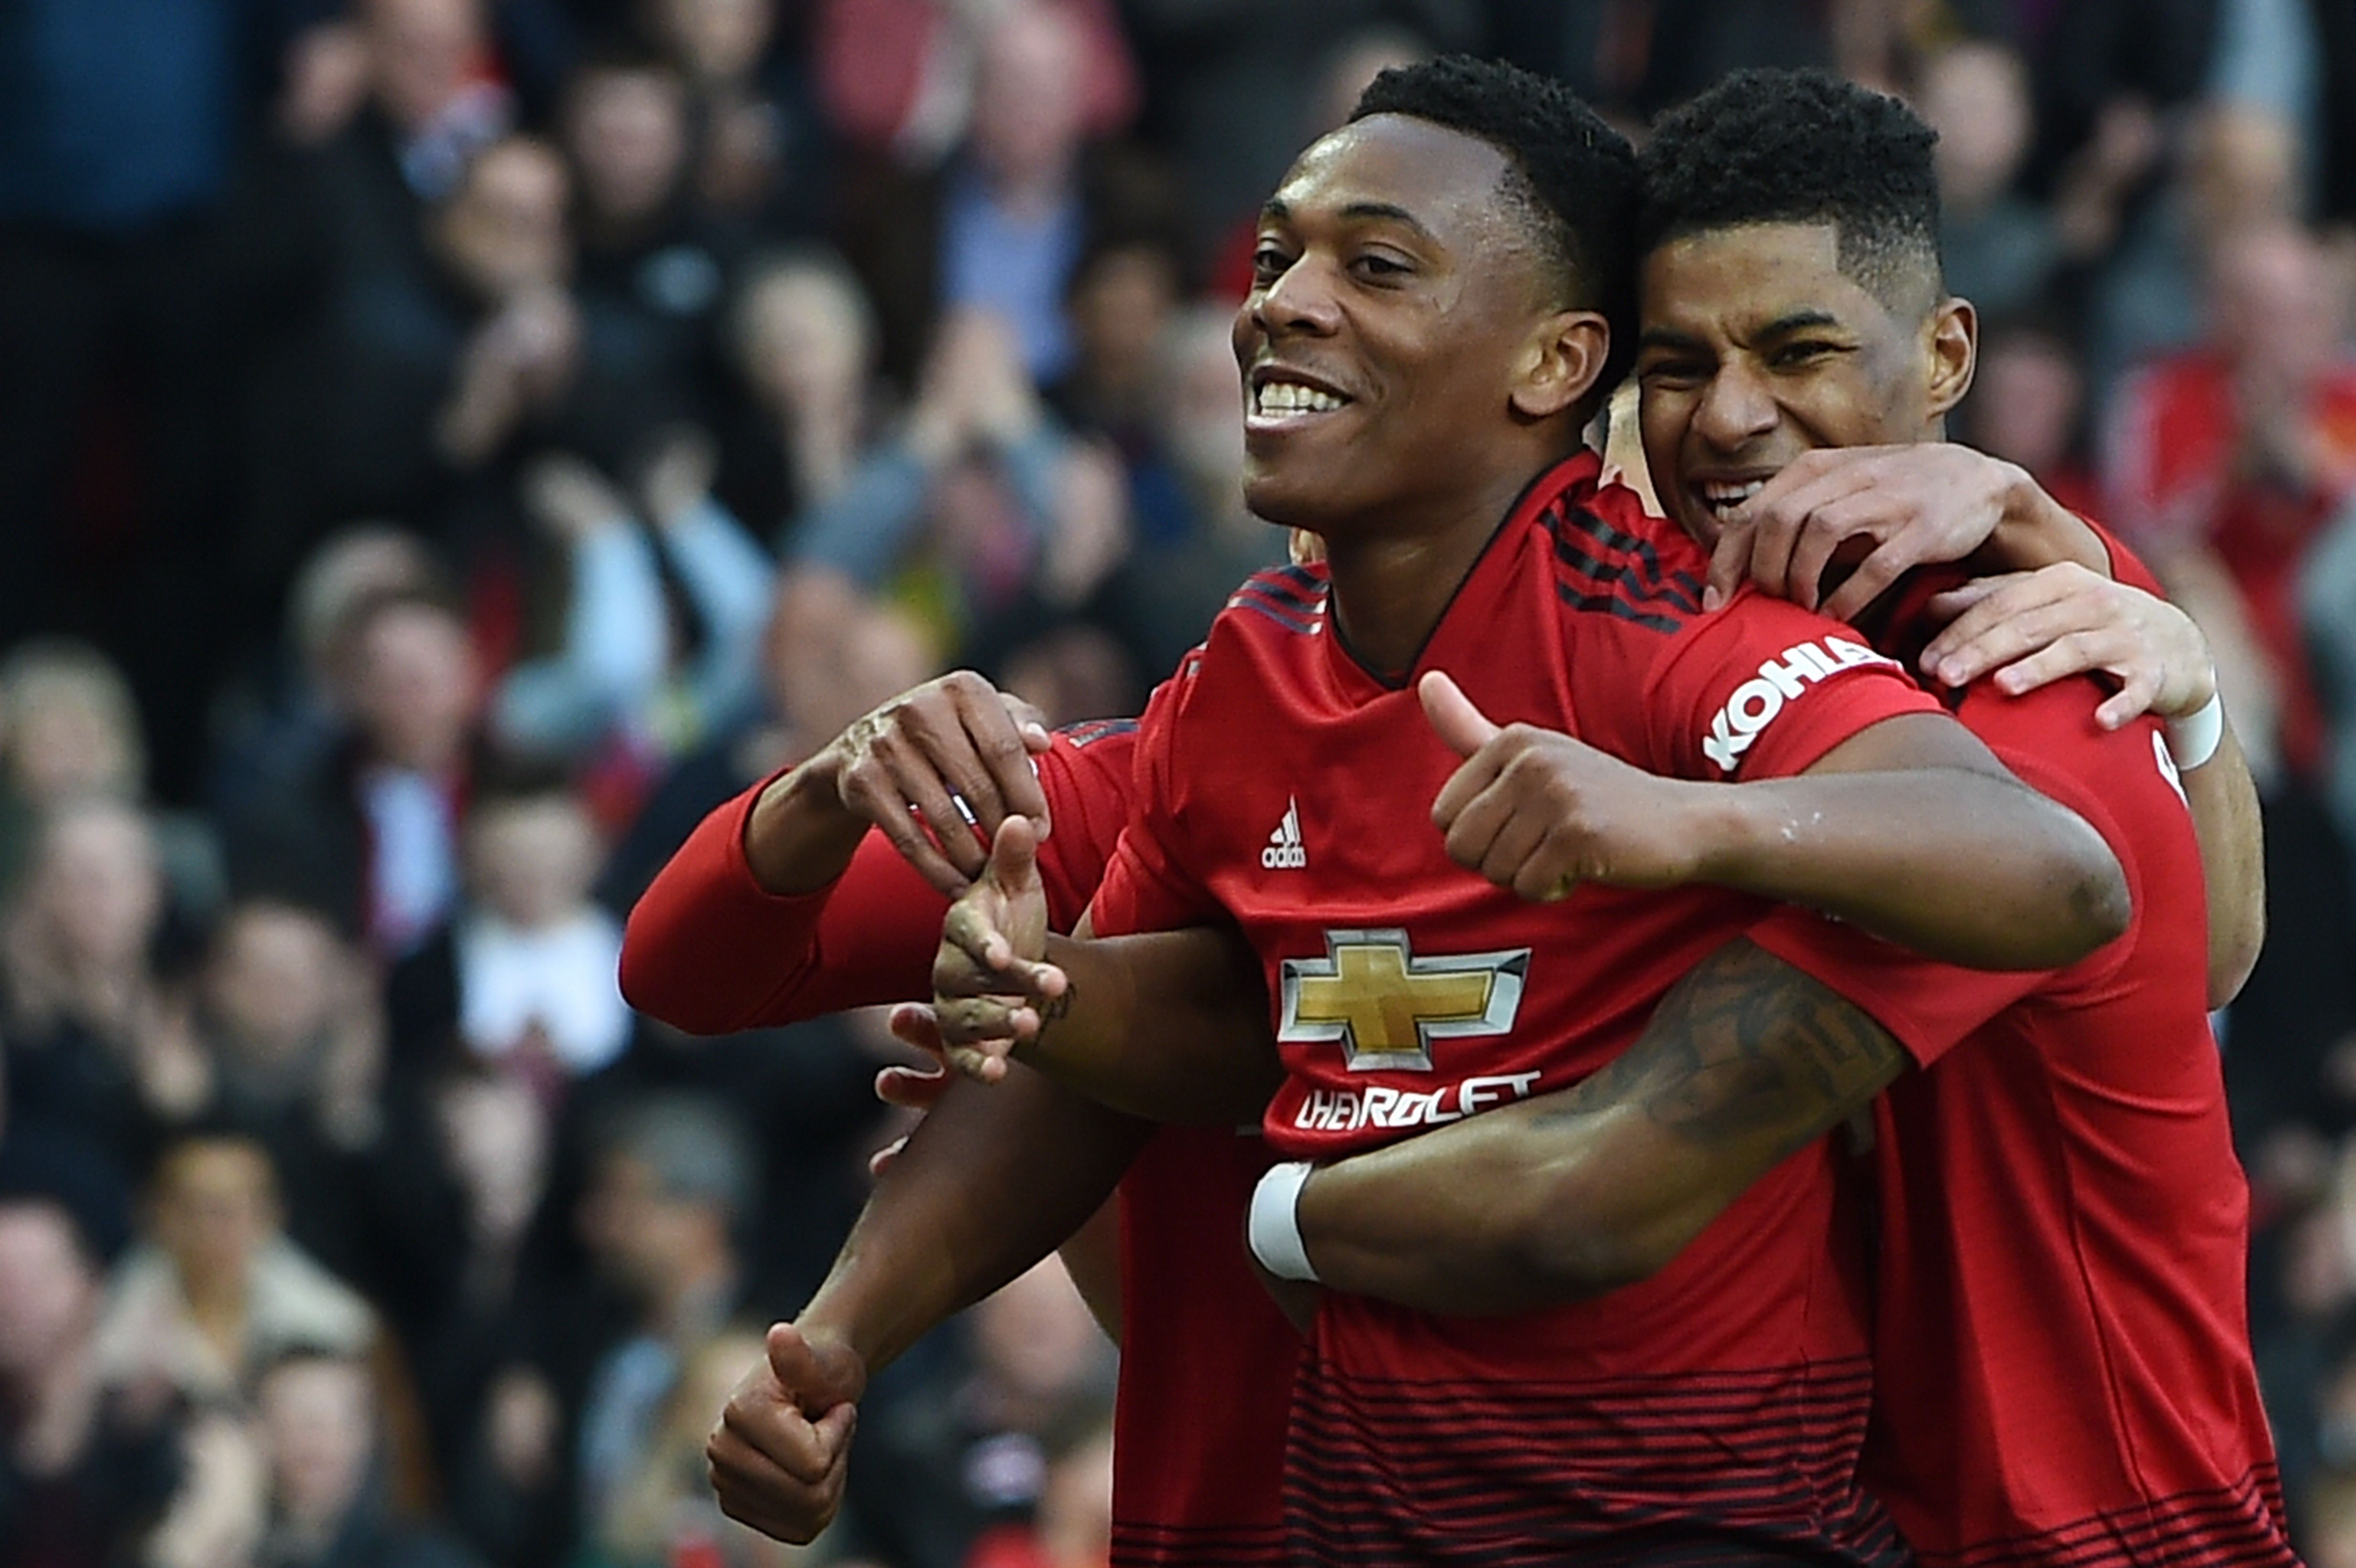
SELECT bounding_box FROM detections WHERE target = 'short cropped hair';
[1353,54,1640,394]
[1637,69,1943,312]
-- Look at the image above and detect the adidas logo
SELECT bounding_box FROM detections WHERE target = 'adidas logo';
[1262,798,1307,870]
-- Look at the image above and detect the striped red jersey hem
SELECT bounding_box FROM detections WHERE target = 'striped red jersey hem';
[1282,1357,1909,1567]
[1911,1466,2299,1568]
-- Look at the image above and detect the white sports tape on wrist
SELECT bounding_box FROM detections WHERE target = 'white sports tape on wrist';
[1247,1160,1321,1283]
[2167,690,2225,770]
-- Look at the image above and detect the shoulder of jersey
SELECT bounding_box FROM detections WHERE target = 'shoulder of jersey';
[1221,562,1331,640]
[1540,483,1708,635]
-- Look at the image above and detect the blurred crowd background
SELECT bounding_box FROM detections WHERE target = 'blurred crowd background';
[2,1,2356,1567]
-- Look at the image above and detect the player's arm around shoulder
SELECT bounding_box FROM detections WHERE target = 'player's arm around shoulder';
[1427,598,2128,969]
[1731,706,2131,969]
[1916,560,2263,1006]
[1256,936,1910,1315]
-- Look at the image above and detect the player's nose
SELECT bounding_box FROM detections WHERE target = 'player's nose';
[1691,360,1780,451]
[1252,253,1344,339]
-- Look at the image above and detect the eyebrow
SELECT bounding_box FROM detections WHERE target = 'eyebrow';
[1636,310,1848,354]
[1755,309,1845,337]
[1637,326,1708,354]
[1258,197,1440,245]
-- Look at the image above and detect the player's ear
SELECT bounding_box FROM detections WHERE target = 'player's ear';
[1923,296,1975,421]
[1512,309,1611,421]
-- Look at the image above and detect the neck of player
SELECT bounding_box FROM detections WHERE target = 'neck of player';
[1320,463,1548,676]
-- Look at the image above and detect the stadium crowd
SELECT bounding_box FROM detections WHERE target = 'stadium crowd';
[2,1,2356,1566]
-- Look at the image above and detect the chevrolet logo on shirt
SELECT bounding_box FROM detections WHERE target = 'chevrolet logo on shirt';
[1278,930,1530,1072]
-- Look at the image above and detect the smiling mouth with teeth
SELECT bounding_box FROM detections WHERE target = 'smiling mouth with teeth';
[1254,381,1350,416]
[1697,478,1768,521]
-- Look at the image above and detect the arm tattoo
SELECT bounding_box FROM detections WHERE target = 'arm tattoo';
[1537,939,1905,1158]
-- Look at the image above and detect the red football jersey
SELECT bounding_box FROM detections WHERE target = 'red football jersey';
[618,723,1298,1566]
[1091,452,1950,1565]
[1747,560,2296,1567]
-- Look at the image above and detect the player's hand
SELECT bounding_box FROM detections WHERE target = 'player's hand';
[864,1056,951,1176]
[1422,672,1705,900]
[706,1321,866,1545]
[1703,445,2025,620]
[1918,562,2216,728]
[929,818,1067,1081]
[811,673,1054,897]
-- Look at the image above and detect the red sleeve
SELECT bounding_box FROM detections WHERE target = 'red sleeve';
[1746,674,2151,1068]
[1638,592,1946,780]
[1745,906,2043,1071]
[617,774,950,1033]
[620,727,1142,1033]
[1086,669,1222,939]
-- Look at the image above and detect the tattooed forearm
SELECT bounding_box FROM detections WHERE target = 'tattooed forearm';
[1536,939,1906,1155]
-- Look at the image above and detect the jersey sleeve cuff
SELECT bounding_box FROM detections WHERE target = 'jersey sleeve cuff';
[1745,907,2028,1071]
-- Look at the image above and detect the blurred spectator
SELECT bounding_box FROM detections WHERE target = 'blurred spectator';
[641,0,831,232]
[850,1258,1115,1568]
[1954,308,2101,519]
[226,588,485,960]
[209,524,451,826]
[2103,219,2356,785]
[323,134,586,521]
[0,800,193,1169]
[1122,2,1474,247]
[594,519,932,912]
[833,0,1165,388]
[387,768,632,1094]
[2020,0,2219,204]
[782,308,1071,649]
[356,0,515,208]
[1046,234,1187,448]
[0,639,225,920]
[265,0,518,351]
[973,301,1280,709]
[960,1408,1113,1568]
[1078,303,1281,684]
[563,45,744,433]
[0,1164,185,1568]
[252,1346,481,1568]
[89,1131,377,1403]
[495,436,774,774]
[568,1095,760,1545]
[157,898,467,1357]
[1922,38,2059,321]
[716,249,886,535]
[816,0,1136,169]
[2080,100,2309,407]
[6,685,214,1014]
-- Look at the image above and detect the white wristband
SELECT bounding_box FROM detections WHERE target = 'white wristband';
[2166,690,2225,770]
[1247,1160,1321,1283]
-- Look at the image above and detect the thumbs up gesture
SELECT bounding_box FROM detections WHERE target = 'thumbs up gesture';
[705,1321,867,1542]
[1421,671,1707,900]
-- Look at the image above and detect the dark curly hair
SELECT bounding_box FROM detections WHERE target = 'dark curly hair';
[1637,69,1943,312]
[1352,54,1641,399]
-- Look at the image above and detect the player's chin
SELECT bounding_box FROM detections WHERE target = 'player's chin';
[1242,455,1352,531]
